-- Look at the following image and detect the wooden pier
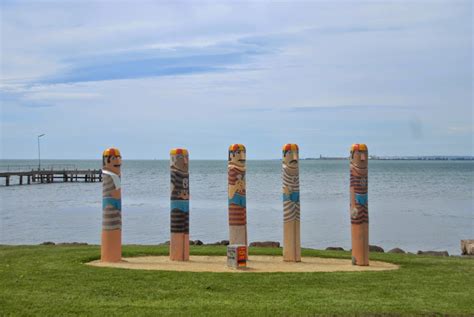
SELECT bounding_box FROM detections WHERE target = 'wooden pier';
[0,165,102,186]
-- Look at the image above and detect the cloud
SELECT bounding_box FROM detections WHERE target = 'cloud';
[448,126,474,134]
[0,86,101,109]
[25,91,100,100]
[42,51,261,84]
[288,105,416,112]
[0,1,472,158]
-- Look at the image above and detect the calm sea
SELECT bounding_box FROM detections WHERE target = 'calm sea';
[0,159,472,254]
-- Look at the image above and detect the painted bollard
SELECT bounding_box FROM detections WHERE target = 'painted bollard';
[101,148,122,262]
[350,144,369,266]
[227,245,247,269]
[170,148,190,261]
[282,144,301,262]
[228,144,247,258]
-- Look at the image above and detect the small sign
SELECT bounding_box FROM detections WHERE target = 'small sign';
[227,245,247,269]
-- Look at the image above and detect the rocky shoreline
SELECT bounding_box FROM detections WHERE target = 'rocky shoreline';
[39,240,474,257]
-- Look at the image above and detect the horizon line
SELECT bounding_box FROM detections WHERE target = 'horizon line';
[1,155,473,161]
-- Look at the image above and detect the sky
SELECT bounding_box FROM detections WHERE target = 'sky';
[0,1,472,159]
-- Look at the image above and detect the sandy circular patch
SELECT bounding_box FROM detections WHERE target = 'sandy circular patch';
[87,255,398,273]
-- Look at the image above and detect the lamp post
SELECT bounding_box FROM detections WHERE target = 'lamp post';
[37,134,45,170]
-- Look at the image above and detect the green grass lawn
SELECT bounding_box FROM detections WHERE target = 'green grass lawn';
[0,245,472,316]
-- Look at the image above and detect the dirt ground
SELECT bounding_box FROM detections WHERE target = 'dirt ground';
[87,255,398,273]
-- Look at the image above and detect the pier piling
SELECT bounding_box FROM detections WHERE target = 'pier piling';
[0,168,102,186]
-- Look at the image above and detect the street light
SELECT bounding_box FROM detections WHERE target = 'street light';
[37,134,45,170]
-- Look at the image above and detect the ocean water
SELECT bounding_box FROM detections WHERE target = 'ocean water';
[0,159,472,254]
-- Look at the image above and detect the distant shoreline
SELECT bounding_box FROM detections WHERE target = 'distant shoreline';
[306,156,474,161]
[0,156,473,161]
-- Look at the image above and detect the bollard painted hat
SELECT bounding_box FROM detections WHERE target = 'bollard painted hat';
[170,148,189,155]
[103,148,121,157]
[350,144,368,152]
[282,144,299,152]
[229,144,246,152]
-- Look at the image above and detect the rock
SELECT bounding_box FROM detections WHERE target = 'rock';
[388,247,406,254]
[193,240,203,246]
[369,245,385,253]
[326,247,345,251]
[40,241,55,245]
[249,241,280,248]
[57,242,88,246]
[206,240,229,246]
[461,240,474,255]
[417,250,449,257]
[161,240,170,245]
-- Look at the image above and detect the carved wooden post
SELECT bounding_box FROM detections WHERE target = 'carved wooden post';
[350,144,369,266]
[101,148,122,262]
[282,144,301,262]
[228,144,247,258]
[170,148,190,261]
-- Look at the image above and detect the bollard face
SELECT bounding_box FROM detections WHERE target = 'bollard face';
[282,144,301,262]
[101,147,122,262]
[350,144,369,266]
[103,148,122,176]
[170,148,190,261]
[228,144,247,257]
[227,245,247,269]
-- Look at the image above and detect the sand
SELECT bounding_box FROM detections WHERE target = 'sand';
[87,255,398,273]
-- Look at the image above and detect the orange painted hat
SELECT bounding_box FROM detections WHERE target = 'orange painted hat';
[170,148,189,156]
[229,144,246,152]
[103,148,121,157]
[282,144,299,152]
[350,144,368,152]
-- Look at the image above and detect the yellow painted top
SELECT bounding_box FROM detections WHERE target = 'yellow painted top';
[103,148,121,157]
[170,148,189,156]
[229,144,246,152]
[282,144,299,152]
[350,144,368,152]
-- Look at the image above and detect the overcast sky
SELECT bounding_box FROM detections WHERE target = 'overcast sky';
[1,1,472,159]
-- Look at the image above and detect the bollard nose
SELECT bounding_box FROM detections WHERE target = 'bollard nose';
[360,153,366,161]
[292,152,298,161]
[241,152,246,161]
